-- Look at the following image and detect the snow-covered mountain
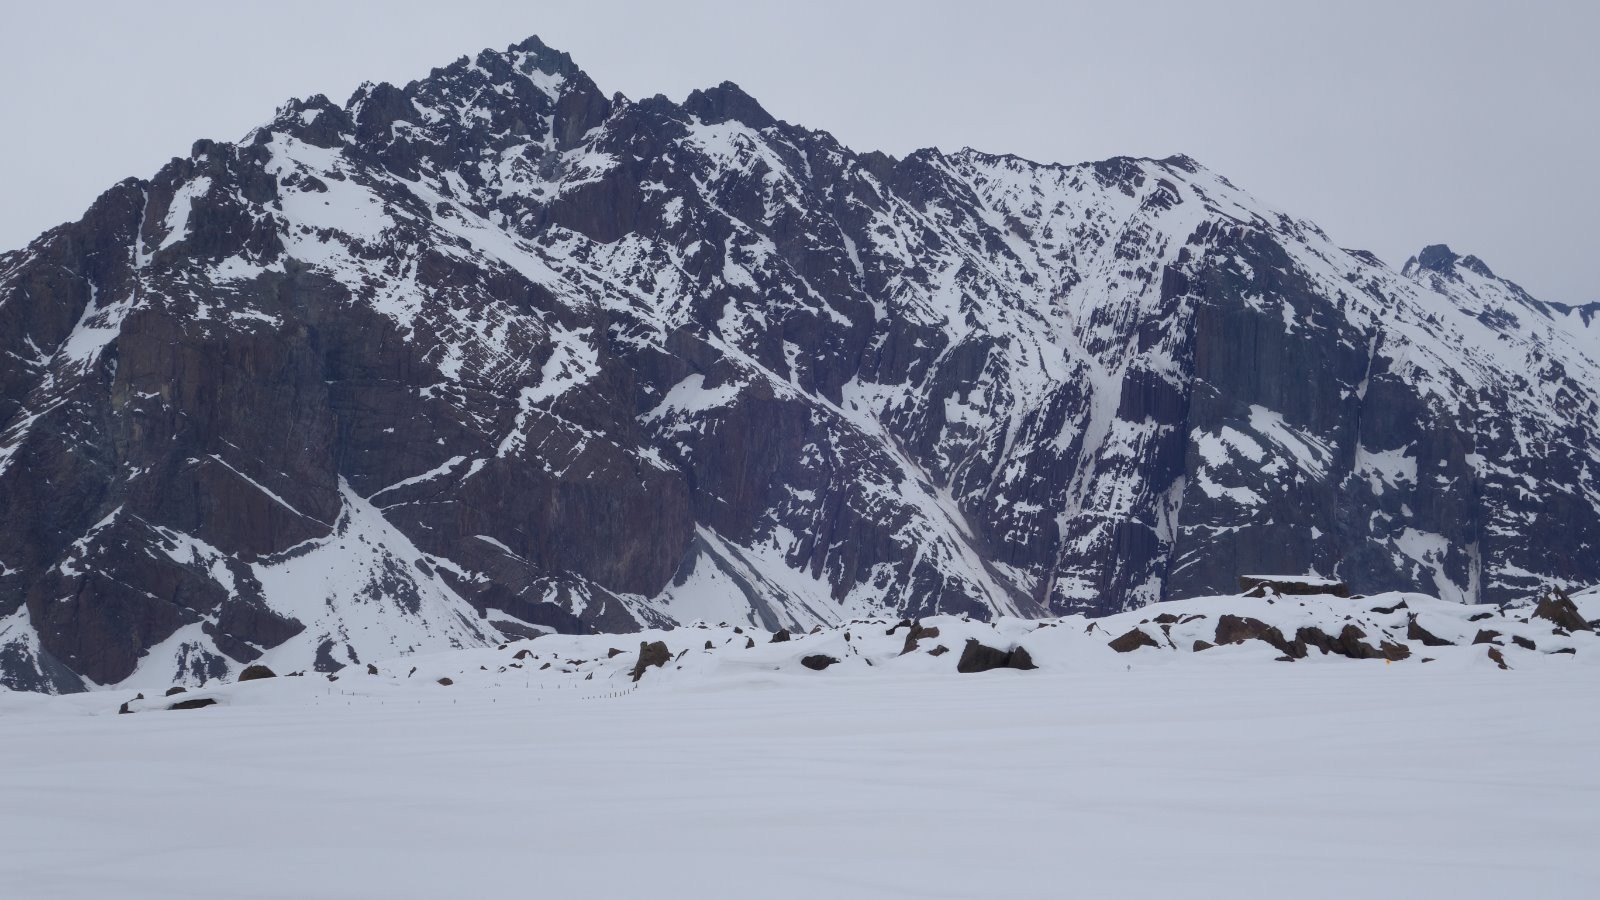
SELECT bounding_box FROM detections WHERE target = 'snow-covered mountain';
[2,35,1597,692]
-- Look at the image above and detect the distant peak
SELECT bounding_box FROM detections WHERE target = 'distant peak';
[507,34,555,56]
[1413,244,1459,273]
[494,34,585,77]
[1159,153,1202,173]
[1406,244,1496,280]
[683,81,777,129]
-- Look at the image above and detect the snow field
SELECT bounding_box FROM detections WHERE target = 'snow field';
[3,594,1597,898]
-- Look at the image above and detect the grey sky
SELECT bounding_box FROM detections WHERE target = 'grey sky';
[2,0,1594,302]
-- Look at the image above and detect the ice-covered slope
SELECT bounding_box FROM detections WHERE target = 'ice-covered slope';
[2,35,1597,692]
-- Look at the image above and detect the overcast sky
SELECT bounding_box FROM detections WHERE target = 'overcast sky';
[2,0,1594,302]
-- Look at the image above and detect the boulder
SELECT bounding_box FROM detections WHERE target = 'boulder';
[1512,635,1537,651]
[956,639,1036,673]
[1486,647,1509,670]
[1406,615,1453,647]
[1378,641,1411,661]
[366,663,379,675]
[1108,628,1159,653]
[900,621,941,655]
[630,640,671,682]
[800,655,840,671]
[770,629,792,644]
[1472,630,1502,645]
[437,677,453,686]
[927,645,950,657]
[237,664,276,682]
[169,697,218,710]
[1215,615,1297,657]
[1533,587,1592,632]
[1192,640,1214,652]
[165,686,188,696]
[1336,624,1385,660]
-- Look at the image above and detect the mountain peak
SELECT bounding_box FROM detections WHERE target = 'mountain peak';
[1405,243,1496,280]
[682,81,777,129]
[1412,243,1460,273]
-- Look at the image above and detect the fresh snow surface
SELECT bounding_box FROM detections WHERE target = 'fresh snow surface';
[2,593,1596,898]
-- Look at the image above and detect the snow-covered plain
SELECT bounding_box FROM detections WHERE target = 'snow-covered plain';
[3,593,1597,898]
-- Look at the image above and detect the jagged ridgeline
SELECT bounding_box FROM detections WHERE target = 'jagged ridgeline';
[1,35,1597,691]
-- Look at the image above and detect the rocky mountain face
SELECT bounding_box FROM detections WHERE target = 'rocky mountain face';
[2,36,1597,692]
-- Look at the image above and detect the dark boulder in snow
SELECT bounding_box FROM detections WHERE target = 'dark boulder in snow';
[169,697,218,710]
[238,664,276,682]
[956,639,1036,673]
[800,655,840,671]
[769,630,792,644]
[1214,615,1297,656]
[1292,624,1407,661]
[630,641,671,682]
[1406,616,1453,647]
[900,621,941,655]
[1108,628,1160,653]
[1472,630,1503,645]
[165,686,187,696]
[1533,587,1592,632]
